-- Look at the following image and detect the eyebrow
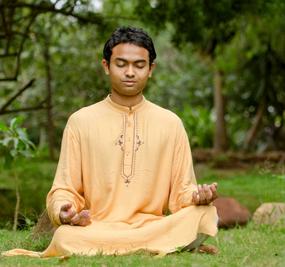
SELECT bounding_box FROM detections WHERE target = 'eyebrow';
[115,57,147,64]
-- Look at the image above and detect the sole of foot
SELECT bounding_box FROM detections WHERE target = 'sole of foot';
[196,244,219,255]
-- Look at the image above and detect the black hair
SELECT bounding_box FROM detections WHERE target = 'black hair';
[103,26,156,65]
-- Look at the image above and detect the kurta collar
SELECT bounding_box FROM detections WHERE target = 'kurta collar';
[105,94,146,113]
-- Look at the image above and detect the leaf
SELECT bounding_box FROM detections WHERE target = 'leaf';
[10,117,18,130]
[0,121,9,132]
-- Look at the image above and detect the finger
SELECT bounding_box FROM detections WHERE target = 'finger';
[70,213,81,225]
[60,214,72,224]
[77,210,92,226]
[210,183,218,200]
[60,203,72,212]
[78,216,92,226]
[65,209,77,220]
[192,191,199,205]
[60,209,76,224]
[79,210,90,218]
[204,184,212,202]
[201,184,211,204]
[198,184,207,205]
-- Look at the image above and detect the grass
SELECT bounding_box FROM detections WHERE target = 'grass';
[0,157,56,227]
[0,158,284,266]
[195,163,285,212]
[0,223,284,266]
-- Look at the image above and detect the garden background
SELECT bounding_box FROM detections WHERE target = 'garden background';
[0,0,284,266]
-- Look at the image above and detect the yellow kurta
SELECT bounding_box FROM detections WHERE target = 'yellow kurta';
[3,96,218,257]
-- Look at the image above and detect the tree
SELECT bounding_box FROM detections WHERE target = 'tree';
[0,0,107,157]
[135,0,268,152]
[221,0,285,150]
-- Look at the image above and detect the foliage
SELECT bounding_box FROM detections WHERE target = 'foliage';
[135,0,285,150]
[178,105,214,148]
[135,0,257,55]
[218,0,285,150]
[0,117,35,167]
[1,0,285,152]
[0,156,56,228]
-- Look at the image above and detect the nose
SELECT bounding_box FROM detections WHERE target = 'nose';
[125,65,135,78]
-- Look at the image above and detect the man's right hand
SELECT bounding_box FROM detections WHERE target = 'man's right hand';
[59,203,91,226]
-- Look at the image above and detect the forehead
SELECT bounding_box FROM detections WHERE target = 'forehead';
[111,43,149,62]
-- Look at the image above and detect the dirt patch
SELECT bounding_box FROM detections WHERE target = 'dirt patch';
[192,149,285,169]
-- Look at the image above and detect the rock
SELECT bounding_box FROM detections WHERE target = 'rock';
[213,197,251,228]
[252,203,285,225]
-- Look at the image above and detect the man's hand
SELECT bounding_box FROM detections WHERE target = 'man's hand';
[59,203,91,226]
[192,183,218,205]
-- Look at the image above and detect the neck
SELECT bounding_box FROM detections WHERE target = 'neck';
[110,91,143,107]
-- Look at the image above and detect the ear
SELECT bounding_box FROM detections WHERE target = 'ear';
[102,59,110,75]
[148,62,156,78]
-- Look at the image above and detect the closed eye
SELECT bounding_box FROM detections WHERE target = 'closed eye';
[116,63,126,67]
[115,59,126,67]
[135,63,146,69]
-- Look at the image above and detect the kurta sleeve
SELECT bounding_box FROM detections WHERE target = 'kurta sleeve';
[46,116,85,226]
[168,120,198,213]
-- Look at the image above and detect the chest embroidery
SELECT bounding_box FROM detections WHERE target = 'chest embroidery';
[115,134,124,151]
[115,113,144,185]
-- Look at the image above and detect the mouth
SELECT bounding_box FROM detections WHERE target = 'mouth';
[122,80,137,86]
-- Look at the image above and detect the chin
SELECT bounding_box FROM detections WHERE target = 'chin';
[120,89,142,96]
[112,85,144,97]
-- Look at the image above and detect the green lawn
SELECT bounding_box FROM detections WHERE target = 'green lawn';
[0,159,284,266]
[0,223,284,267]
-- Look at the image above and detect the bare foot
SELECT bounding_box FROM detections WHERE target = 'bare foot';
[197,244,219,255]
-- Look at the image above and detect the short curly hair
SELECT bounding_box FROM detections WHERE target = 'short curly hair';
[103,26,156,65]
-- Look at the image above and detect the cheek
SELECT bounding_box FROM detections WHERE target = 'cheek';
[137,71,150,81]
[110,71,122,82]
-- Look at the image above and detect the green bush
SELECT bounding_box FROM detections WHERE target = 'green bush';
[178,105,214,148]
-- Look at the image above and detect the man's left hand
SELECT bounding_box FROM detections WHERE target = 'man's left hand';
[192,182,218,205]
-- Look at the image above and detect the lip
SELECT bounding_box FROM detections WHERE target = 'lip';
[122,80,137,86]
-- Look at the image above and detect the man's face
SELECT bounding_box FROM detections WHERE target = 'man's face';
[102,43,155,97]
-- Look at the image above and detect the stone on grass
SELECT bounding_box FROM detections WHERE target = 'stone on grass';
[213,197,251,228]
[252,203,285,225]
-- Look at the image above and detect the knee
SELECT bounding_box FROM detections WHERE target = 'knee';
[52,225,70,243]
[203,205,218,221]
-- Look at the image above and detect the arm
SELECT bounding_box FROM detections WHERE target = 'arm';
[46,116,87,226]
[168,120,218,213]
[168,120,197,213]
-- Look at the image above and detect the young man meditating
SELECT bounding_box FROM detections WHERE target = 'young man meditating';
[3,26,218,257]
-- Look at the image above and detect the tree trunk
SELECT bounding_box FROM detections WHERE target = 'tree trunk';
[43,35,56,160]
[213,69,228,153]
[13,173,20,231]
[244,99,265,150]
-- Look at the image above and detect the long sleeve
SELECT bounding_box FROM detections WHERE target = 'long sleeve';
[46,116,85,226]
[168,120,198,213]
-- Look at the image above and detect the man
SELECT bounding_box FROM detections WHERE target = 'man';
[3,26,218,257]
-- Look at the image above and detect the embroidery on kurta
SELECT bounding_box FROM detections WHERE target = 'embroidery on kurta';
[115,113,144,185]
[115,134,124,151]
[135,135,144,151]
